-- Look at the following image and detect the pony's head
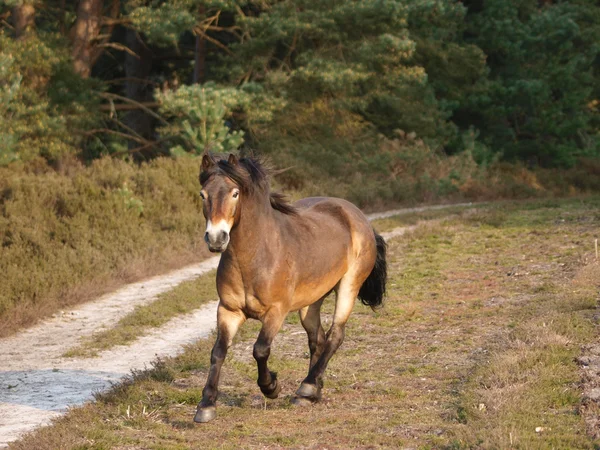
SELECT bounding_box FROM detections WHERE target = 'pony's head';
[199,153,242,252]
[198,153,296,253]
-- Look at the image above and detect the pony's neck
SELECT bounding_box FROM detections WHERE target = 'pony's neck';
[228,190,277,261]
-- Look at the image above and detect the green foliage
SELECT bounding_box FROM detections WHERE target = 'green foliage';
[0,54,22,166]
[2,0,599,168]
[464,0,600,166]
[407,0,488,149]
[0,32,100,164]
[127,1,196,46]
[125,0,241,46]
[157,83,246,154]
[228,0,446,141]
[116,182,144,216]
[157,82,284,155]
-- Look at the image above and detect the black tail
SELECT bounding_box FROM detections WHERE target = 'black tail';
[358,232,387,310]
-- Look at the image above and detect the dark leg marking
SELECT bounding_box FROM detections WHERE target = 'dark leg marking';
[195,306,245,423]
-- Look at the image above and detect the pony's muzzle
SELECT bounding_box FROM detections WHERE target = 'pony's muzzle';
[205,230,229,253]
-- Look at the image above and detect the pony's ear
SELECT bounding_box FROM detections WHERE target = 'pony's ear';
[201,153,215,171]
[227,153,239,166]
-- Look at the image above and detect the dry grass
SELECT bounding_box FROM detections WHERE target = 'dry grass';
[9,197,600,449]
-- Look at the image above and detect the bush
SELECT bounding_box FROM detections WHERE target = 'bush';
[0,156,208,336]
[256,100,597,208]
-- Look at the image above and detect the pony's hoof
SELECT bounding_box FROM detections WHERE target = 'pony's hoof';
[263,382,281,399]
[291,395,314,407]
[262,381,281,399]
[295,382,321,401]
[194,406,216,423]
[259,371,281,399]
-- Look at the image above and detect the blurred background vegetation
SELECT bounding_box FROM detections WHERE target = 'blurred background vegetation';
[1,0,599,331]
[2,0,599,173]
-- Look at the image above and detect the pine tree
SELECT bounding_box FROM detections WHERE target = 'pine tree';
[464,0,600,166]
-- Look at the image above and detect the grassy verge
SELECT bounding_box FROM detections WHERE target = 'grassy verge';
[10,197,600,449]
[63,271,218,358]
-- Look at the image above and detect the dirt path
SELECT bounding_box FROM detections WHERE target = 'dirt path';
[0,203,470,447]
[0,257,221,447]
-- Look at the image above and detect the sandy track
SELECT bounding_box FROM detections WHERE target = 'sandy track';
[0,203,471,447]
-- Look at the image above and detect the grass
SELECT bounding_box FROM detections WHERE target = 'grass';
[10,197,600,449]
[63,270,218,358]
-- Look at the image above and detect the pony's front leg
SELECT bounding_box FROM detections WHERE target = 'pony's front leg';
[194,304,245,423]
[254,307,286,399]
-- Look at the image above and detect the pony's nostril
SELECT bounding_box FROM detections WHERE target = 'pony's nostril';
[205,230,228,247]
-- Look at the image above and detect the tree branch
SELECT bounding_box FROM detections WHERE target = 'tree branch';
[99,92,167,124]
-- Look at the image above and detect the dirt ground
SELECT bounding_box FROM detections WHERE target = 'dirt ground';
[5,199,600,449]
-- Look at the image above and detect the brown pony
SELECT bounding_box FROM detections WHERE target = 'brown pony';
[194,153,387,423]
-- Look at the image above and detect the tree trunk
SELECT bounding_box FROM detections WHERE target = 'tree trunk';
[193,33,206,84]
[193,5,207,84]
[71,0,104,78]
[13,4,35,39]
[124,30,158,160]
[60,0,67,35]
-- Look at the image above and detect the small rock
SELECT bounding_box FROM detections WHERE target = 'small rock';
[578,356,591,366]
[585,388,600,401]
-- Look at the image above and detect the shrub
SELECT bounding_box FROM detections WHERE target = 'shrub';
[0,156,208,336]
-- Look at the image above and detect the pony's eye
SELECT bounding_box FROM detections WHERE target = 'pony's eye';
[232,190,239,199]
[200,192,205,200]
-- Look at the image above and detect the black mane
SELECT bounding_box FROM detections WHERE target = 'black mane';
[200,154,297,216]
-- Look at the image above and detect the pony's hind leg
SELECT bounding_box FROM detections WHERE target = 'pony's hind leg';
[254,307,286,399]
[294,275,360,404]
[298,297,326,369]
[195,304,245,423]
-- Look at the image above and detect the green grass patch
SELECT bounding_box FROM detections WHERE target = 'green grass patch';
[64,270,218,358]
